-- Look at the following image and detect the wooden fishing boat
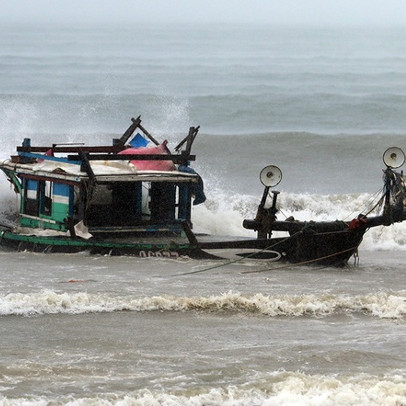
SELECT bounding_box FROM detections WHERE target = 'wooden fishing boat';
[0,116,405,266]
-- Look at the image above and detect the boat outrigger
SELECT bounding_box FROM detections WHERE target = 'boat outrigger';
[0,116,405,266]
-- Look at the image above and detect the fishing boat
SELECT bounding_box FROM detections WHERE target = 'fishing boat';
[0,116,405,266]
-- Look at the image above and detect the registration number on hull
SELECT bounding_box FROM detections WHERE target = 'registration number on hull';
[139,250,180,258]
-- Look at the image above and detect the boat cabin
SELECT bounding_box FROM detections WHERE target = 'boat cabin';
[0,117,204,237]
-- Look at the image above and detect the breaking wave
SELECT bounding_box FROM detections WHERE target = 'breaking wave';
[2,290,406,319]
[193,189,406,251]
[1,371,405,405]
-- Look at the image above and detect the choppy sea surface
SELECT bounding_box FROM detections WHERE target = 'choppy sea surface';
[1,22,406,405]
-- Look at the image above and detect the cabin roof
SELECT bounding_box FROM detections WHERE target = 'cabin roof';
[0,159,200,184]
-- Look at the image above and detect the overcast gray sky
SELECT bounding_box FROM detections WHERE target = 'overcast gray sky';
[1,0,406,25]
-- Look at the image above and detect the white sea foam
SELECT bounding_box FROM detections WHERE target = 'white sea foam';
[0,371,405,405]
[2,290,406,319]
[193,188,406,251]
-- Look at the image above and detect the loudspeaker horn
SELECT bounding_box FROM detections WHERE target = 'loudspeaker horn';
[259,165,282,187]
[383,147,405,168]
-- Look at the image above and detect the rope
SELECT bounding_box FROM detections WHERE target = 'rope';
[364,193,385,216]
[176,232,301,276]
[241,244,361,274]
[178,213,363,276]
[353,249,360,266]
[337,189,383,223]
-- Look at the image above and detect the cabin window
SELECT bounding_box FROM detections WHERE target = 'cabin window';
[23,179,39,216]
[141,183,151,218]
[85,184,113,225]
[84,181,193,227]
[39,180,52,216]
[140,182,192,222]
[177,184,192,221]
[22,179,52,217]
[85,182,143,226]
[51,183,73,222]
[145,182,192,223]
[150,183,176,222]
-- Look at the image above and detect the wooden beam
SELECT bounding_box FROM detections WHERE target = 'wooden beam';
[119,116,142,145]
[67,153,196,163]
[17,145,125,153]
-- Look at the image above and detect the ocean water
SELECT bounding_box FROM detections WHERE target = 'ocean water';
[1,22,406,405]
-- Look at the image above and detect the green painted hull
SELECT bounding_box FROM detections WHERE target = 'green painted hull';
[0,227,366,266]
[0,230,211,259]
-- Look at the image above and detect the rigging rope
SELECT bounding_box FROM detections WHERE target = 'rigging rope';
[241,244,361,274]
[176,232,301,276]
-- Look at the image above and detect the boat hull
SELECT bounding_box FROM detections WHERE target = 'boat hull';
[281,229,365,266]
[198,228,365,266]
[0,230,211,259]
[0,227,365,266]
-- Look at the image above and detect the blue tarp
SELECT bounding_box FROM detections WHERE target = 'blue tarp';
[178,165,206,205]
[129,133,149,148]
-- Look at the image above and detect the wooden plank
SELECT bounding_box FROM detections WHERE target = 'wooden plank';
[17,146,125,153]
[137,121,160,145]
[67,154,196,162]
[118,116,159,146]
[17,152,82,165]
[118,116,142,145]
[175,126,200,153]
[17,151,195,163]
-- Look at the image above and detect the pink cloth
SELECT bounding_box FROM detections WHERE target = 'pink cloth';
[118,141,175,171]
[38,148,54,163]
